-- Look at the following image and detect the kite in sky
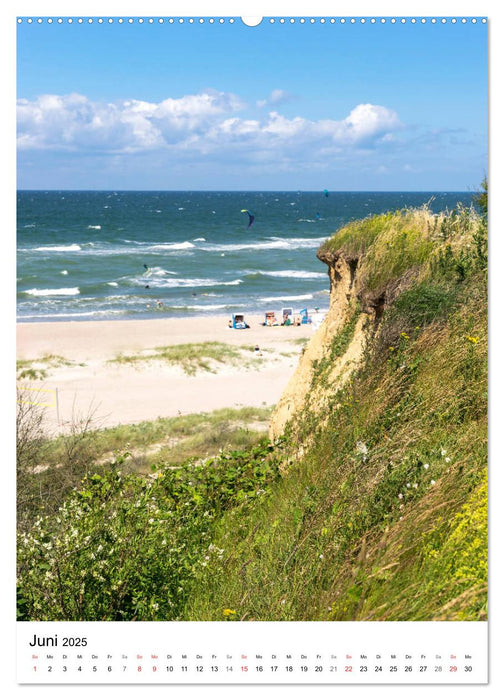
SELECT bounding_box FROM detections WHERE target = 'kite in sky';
[241,209,255,228]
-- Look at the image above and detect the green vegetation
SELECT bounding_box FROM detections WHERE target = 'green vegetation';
[109,341,255,375]
[16,404,271,531]
[17,441,281,621]
[17,195,487,622]
[17,354,77,381]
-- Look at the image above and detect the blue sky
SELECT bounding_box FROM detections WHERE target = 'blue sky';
[16,17,488,190]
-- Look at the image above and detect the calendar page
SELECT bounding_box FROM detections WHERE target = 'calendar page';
[12,0,490,692]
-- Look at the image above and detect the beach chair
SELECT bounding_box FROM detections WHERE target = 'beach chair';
[264,310,279,327]
[299,308,312,324]
[281,307,294,326]
[232,313,248,329]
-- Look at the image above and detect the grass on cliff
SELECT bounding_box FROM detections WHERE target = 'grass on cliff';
[318,203,482,300]
[181,204,487,622]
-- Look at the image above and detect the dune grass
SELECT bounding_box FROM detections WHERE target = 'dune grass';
[17,354,78,380]
[108,341,248,375]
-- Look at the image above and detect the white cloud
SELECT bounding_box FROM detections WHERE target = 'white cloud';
[340,104,402,143]
[256,89,295,108]
[17,91,403,167]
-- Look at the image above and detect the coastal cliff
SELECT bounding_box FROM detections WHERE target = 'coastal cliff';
[269,249,368,442]
[185,203,488,621]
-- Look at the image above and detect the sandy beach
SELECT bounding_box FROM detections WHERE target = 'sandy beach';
[17,315,313,433]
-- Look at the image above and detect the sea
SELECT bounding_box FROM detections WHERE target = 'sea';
[17,190,474,323]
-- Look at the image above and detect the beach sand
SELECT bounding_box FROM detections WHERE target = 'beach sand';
[17,315,313,433]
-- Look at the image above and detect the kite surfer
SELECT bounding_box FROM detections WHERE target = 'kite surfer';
[241,209,255,228]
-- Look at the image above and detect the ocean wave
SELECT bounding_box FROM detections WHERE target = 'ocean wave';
[17,309,124,320]
[250,269,327,280]
[258,294,314,302]
[170,304,230,311]
[150,241,195,251]
[220,279,243,286]
[87,225,102,230]
[133,276,243,289]
[32,244,82,252]
[203,236,326,253]
[143,266,177,277]
[139,277,219,289]
[23,287,80,297]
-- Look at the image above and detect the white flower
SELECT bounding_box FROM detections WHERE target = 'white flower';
[398,493,404,499]
[445,457,451,463]
[440,448,447,456]
[430,479,436,485]
[423,464,429,469]
[413,483,418,489]
[406,483,411,488]
[356,442,368,460]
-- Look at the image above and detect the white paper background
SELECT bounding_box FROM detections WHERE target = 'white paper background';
[2,2,500,699]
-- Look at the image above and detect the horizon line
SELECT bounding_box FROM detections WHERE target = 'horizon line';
[16,188,477,193]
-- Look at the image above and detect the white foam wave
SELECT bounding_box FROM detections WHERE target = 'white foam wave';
[258,294,314,302]
[144,266,177,277]
[60,270,68,275]
[33,244,82,252]
[87,225,102,230]
[220,279,243,286]
[24,287,80,297]
[143,276,243,289]
[144,277,218,289]
[151,241,195,251]
[204,237,326,253]
[173,304,229,311]
[18,310,124,320]
[254,270,327,280]
[193,237,206,242]
[107,282,119,287]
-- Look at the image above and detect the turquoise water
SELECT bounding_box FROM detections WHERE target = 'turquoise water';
[17,190,473,322]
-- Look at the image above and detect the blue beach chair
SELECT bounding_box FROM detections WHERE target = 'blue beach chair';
[232,313,248,329]
[299,308,312,324]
